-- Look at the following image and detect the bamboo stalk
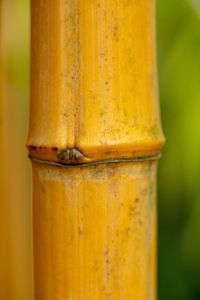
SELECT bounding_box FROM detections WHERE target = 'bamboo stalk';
[28,1,165,299]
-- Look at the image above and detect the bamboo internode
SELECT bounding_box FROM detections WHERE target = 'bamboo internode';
[28,0,164,299]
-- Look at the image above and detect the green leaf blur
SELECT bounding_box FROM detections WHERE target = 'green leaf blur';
[157,0,200,299]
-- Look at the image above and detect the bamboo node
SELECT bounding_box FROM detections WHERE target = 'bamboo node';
[58,148,83,163]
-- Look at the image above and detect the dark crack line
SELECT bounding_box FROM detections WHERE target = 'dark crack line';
[29,153,161,168]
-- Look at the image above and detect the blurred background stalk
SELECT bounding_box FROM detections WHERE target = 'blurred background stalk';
[0,0,32,299]
[0,2,9,297]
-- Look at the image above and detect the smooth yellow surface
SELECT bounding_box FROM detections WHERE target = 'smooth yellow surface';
[33,161,157,300]
[28,0,164,161]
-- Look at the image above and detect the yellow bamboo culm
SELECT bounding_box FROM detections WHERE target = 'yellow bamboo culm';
[28,1,165,299]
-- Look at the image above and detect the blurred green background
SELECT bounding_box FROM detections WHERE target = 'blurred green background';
[157,0,200,299]
[1,0,200,299]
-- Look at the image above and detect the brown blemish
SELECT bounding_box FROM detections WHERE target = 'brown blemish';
[59,148,84,163]
[104,247,112,282]
[129,198,142,225]
[52,147,58,151]
[28,145,85,164]
[30,145,37,150]
[28,145,49,152]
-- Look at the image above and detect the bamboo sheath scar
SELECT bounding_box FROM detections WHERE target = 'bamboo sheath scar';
[28,1,165,299]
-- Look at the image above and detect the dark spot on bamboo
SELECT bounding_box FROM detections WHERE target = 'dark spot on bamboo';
[129,198,142,225]
[30,146,37,150]
[58,148,83,163]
